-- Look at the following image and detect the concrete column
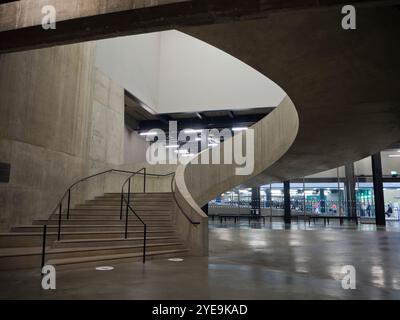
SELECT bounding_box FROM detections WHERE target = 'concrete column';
[372,153,386,226]
[284,181,291,224]
[251,186,261,215]
[319,188,326,213]
[266,186,271,208]
[345,163,357,218]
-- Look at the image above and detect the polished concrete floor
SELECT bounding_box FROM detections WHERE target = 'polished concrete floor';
[1,222,400,299]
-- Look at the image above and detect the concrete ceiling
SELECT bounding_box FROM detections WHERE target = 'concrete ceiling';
[180,4,400,183]
[0,0,394,53]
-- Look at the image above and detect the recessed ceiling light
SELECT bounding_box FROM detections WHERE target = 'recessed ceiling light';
[165,144,179,148]
[140,132,157,136]
[389,155,400,158]
[232,127,248,132]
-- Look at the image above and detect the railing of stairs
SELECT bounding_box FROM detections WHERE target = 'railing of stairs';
[40,168,139,270]
[120,168,147,263]
[119,170,201,263]
[41,168,201,270]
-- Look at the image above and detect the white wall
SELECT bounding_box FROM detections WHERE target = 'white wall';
[157,31,285,113]
[124,126,149,163]
[95,30,285,114]
[95,33,160,112]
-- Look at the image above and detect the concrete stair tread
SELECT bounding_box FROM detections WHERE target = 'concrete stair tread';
[68,207,171,210]
[49,218,171,221]
[89,199,173,202]
[46,248,189,266]
[0,246,48,257]
[68,208,172,211]
[104,192,172,195]
[0,242,183,257]
[48,242,183,254]
[0,230,176,236]
[16,224,171,228]
[57,236,179,244]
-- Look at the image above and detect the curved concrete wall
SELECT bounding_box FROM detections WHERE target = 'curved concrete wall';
[173,96,299,255]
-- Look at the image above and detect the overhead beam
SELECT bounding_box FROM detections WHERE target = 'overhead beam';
[0,0,390,53]
[137,114,264,132]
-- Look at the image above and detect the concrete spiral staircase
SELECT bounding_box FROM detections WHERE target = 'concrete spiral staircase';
[0,192,188,270]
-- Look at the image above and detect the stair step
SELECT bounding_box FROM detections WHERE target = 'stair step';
[70,209,173,214]
[56,210,172,216]
[103,192,172,197]
[12,224,174,233]
[0,242,182,258]
[54,236,181,248]
[0,243,185,270]
[74,205,173,211]
[49,217,172,222]
[89,199,173,203]
[0,246,47,257]
[46,248,189,269]
[53,211,172,221]
[0,230,177,247]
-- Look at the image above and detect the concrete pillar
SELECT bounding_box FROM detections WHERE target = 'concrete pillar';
[265,186,271,208]
[319,188,326,213]
[345,163,357,218]
[251,186,261,215]
[284,181,291,224]
[372,153,386,226]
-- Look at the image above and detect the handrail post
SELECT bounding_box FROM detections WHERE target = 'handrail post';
[57,202,62,241]
[143,224,147,264]
[41,224,47,272]
[67,189,71,220]
[119,191,124,220]
[125,203,129,239]
[144,168,146,193]
[126,178,131,220]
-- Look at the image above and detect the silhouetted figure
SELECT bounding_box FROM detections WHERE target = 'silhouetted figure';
[386,204,393,217]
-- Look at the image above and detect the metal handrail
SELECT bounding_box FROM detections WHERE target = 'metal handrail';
[119,169,177,264]
[41,224,47,273]
[123,198,147,264]
[120,168,147,220]
[53,168,140,241]
[41,168,140,270]
[120,170,200,225]
[41,167,201,269]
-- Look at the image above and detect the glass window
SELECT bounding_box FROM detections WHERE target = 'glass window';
[383,182,400,220]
